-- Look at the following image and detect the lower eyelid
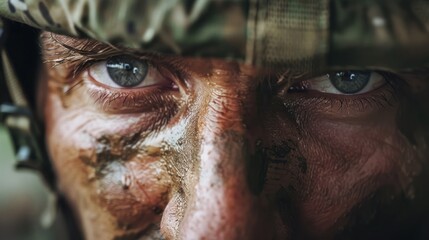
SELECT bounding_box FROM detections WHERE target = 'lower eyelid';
[85,77,180,114]
[282,82,397,116]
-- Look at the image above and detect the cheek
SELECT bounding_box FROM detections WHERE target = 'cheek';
[298,114,419,233]
[263,106,420,235]
[45,93,172,235]
[95,157,169,229]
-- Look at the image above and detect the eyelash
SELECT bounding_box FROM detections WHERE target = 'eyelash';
[281,74,399,113]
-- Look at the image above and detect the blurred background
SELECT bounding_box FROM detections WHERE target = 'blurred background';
[0,125,65,240]
[0,21,70,240]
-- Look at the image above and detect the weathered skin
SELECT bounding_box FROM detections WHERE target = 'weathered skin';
[41,34,429,239]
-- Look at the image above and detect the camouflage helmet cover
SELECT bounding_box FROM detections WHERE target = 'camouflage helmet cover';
[1,0,429,72]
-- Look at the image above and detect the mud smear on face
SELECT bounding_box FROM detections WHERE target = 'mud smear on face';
[78,132,170,237]
[261,139,309,234]
[246,137,308,194]
[79,133,141,177]
[157,117,201,190]
[265,140,307,173]
[264,139,308,188]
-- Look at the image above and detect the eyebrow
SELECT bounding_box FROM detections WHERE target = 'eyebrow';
[40,34,93,72]
[42,33,124,74]
[42,32,166,59]
[41,32,174,83]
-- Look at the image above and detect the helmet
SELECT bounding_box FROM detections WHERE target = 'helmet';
[1,0,428,70]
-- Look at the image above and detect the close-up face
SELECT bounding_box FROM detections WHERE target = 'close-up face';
[40,33,429,240]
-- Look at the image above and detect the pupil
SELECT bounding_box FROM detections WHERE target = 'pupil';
[106,56,148,87]
[330,71,371,94]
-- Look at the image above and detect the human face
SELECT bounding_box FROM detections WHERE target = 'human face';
[41,33,429,239]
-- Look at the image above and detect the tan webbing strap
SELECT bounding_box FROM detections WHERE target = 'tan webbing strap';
[1,49,28,107]
[249,0,330,73]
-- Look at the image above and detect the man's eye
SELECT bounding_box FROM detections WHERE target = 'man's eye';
[88,56,169,88]
[305,71,386,95]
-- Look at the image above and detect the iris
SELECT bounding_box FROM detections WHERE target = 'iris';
[329,71,371,94]
[106,56,148,87]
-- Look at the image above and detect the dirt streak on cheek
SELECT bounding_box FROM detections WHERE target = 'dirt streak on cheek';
[78,133,172,233]
[263,139,308,196]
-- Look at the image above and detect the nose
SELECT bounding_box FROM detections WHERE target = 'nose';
[176,133,272,240]
[160,65,277,239]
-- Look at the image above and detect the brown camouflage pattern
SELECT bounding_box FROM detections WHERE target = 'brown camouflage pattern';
[1,0,428,71]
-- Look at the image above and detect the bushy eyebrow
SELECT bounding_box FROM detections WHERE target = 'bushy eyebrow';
[41,33,118,77]
[41,32,162,78]
[42,33,116,56]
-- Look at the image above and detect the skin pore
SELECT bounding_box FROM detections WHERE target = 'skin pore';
[40,33,429,239]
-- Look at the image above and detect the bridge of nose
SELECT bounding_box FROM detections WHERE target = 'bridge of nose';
[160,62,277,239]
